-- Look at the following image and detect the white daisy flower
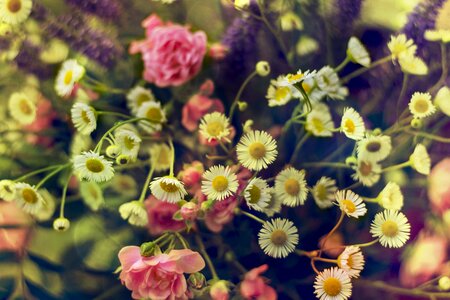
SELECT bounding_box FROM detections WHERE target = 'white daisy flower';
[340,107,365,140]
[357,135,392,162]
[73,151,114,183]
[258,218,299,258]
[201,165,238,201]
[399,52,428,76]
[305,103,335,137]
[409,143,431,175]
[199,112,231,142]
[71,102,97,135]
[279,69,317,86]
[114,129,141,159]
[434,86,450,116]
[408,92,436,119]
[314,267,352,300]
[316,66,348,100]
[275,167,308,207]
[126,86,155,115]
[150,176,187,203]
[378,182,404,210]
[370,209,411,248]
[119,201,148,227]
[0,179,16,201]
[55,59,85,97]
[8,92,36,125]
[244,177,271,211]
[347,37,371,67]
[387,34,416,60]
[0,0,32,25]
[351,159,381,187]
[236,130,278,171]
[14,182,45,215]
[335,190,367,218]
[266,76,294,107]
[262,190,282,217]
[149,143,172,172]
[136,101,166,133]
[312,177,337,209]
[337,246,365,279]
[80,181,104,211]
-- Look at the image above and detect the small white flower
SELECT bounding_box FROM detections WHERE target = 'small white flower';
[340,107,365,140]
[73,151,114,183]
[244,177,271,211]
[370,209,411,248]
[136,101,166,133]
[150,176,187,203]
[338,246,365,279]
[126,86,155,115]
[8,92,36,125]
[280,11,303,31]
[71,103,97,135]
[236,130,278,171]
[199,112,231,142]
[0,0,32,25]
[357,134,392,162]
[305,103,335,137]
[14,182,45,215]
[275,167,308,207]
[316,66,348,100]
[314,267,352,300]
[335,190,367,218]
[266,76,294,107]
[347,37,371,67]
[312,177,337,209]
[119,201,148,226]
[201,165,238,201]
[114,128,141,159]
[258,218,299,258]
[279,69,317,86]
[409,143,431,175]
[0,179,16,202]
[388,34,416,60]
[399,52,428,75]
[80,181,104,211]
[55,59,85,97]
[408,92,436,119]
[351,159,381,187]
[378,182,404,210]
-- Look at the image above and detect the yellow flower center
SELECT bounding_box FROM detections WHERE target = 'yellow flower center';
[275,86,290,101]
[342,199,356,213]
[287,73,303,83]
[206,121,225,137]
[81,109,91,124]
[302,81,311,93]
[136,93,151,107]
[85,158,104,173]
[248,184,261,204]
[123,136,136,150]
[284,178,300,196]
[212,175,228,192]
[19,99,32,115]
[270,229,287,246]
[381,220,399,237]
[146,107,163,123]
[366,141,381,152]
[159,181,179,193]
[7,0,21,13]
[359,161,372,176]
[311,117,324,133]
[248,142,266,159]
[413,99,429,113]
[64,70,73,85]
[323,277,342,297]
[315,184,327,201]
[22,188,37,204]
[344,118,355,134]
[337,254,354,269]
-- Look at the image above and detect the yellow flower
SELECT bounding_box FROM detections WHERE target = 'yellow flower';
[0,0,32,25]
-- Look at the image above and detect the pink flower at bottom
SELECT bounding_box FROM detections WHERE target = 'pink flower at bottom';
[0,202,32,255]
[240,264,277,300]
[428,158,450,214]
[118,246,205,300]
[210,281,229,300]
[182,92,224,132]
[145,196,186,235]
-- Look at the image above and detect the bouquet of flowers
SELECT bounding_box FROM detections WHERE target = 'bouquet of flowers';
[0,0,450,299]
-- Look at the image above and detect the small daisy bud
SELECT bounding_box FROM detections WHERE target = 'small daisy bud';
[224,251,235,262]
[410,118,423,129]
[243,119,254,133]
[140,241,157,257]
[255,61,271,77]
[116,154,131,165]
[439,276,450,291]
[210,280,229,300]
[53,217,70,232]
[187,272,206,289]
[106,145,121,158]
[372,128,382,136]
[345,156,357,166]
[180,202,199,221]
[238,101,248,111]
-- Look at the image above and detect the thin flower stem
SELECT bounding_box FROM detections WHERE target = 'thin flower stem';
[313,257,338,264]
[295,249,318,258]
[59,174,72,218]
[174,232,189,249]
[97,111,132,119]
[396,73,409,124]
[14,164,64,182]
[138,164,155,203]
[334,56,350,73]
[302,162,351,169]
[340,56,391,83]
[319,211,345,258]
[406,130,450,143]
[153,232,170,245]
[168,138,175,177]
[382,161,410,173]
[195,234,219,280]
[229,70,258,122]
[363,197,379,203]
[238,209,266,224]
[429,42,448,94]
[289,133,310,165]
[352,238,379,248]
[35,163,71,189]
[310,259,320,275]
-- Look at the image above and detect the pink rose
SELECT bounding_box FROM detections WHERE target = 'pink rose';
[145,196,185,235]
[181,80,224,132]
[24,97,57,147]
[179,161,204,187]
[400,232,447,287]
[180,202,200,221]
[240,264,277,300]
[118,246,205,300]
[130,14,207,87]
[428,158,450,214]
[210,281,229,300]
[0,202,32,255]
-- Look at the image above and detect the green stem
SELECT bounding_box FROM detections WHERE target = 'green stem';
[14,165,63,182]
[195,234,219,280]
[229,71,258,122]
[340,56,391,83]
[302,162,351,169]
[138,164,155,203]
[334,56,350,73]
[313,257,338,264]
[174,232,189,249]
[429,42,448,94]
[396,73,409,123]
[59,174,72,218]
[405,130,450,143]
[168,138,175,177]
[363,197,379,203]
[153,232,170,245]
[238,209,266,224]
[352,238,379,248]
[382,161,411,173]
[289,133,310,165]
[35,164,70,189]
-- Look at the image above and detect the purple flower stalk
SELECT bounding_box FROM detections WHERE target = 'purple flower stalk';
[329,0,362,35]
[64,0,122,20]
[14,41,52,78]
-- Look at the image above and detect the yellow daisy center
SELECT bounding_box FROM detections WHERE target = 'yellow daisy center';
[64,70,73,85]
[248,184,261,204]
[22,187,37,204]
[123,136,136,150]
[159,181,179,193]
[19,99,32,115]
[315,184,327,201]
[302,82,311,93]
[206,121,225,137]
[287,73,303,83]
[275,87,290,101]
[341,199,356,213]
[365,141,381,152]
[248,142,266,159]
[323,277,342,296]
[311,117,324,133]
[381,220,399,237]
[337,254,354,268]
[344,118,355,134]
[81,109,91,124]
[136,93,150,107]
[413,99,429,113]
[212,175,228,192]
[146,107,163,123]
[284,178,300,196]
[7,0,21,13]
[270,229,287,246]
[85,158,105,173]
[359,161,372,176]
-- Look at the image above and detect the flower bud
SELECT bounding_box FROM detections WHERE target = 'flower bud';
[210,280,229,300]
[140,241,157,257]
[106,145,121,158]
[116,154,131,165]
[372,128,382,136]
[411,118,423,129]
[255,61,270,77]
[180,202,199,221]
[243,119,254,133]
[53,217,70,232]
[345,156,357,166]
[439,276,450,291]
[187,272,206,289]
[238,101,248,111]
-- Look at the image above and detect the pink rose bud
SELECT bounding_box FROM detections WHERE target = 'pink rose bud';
[180,202,199,221]
[210,280,229,300]
[240,264,277,300]
[199,79,215,96]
